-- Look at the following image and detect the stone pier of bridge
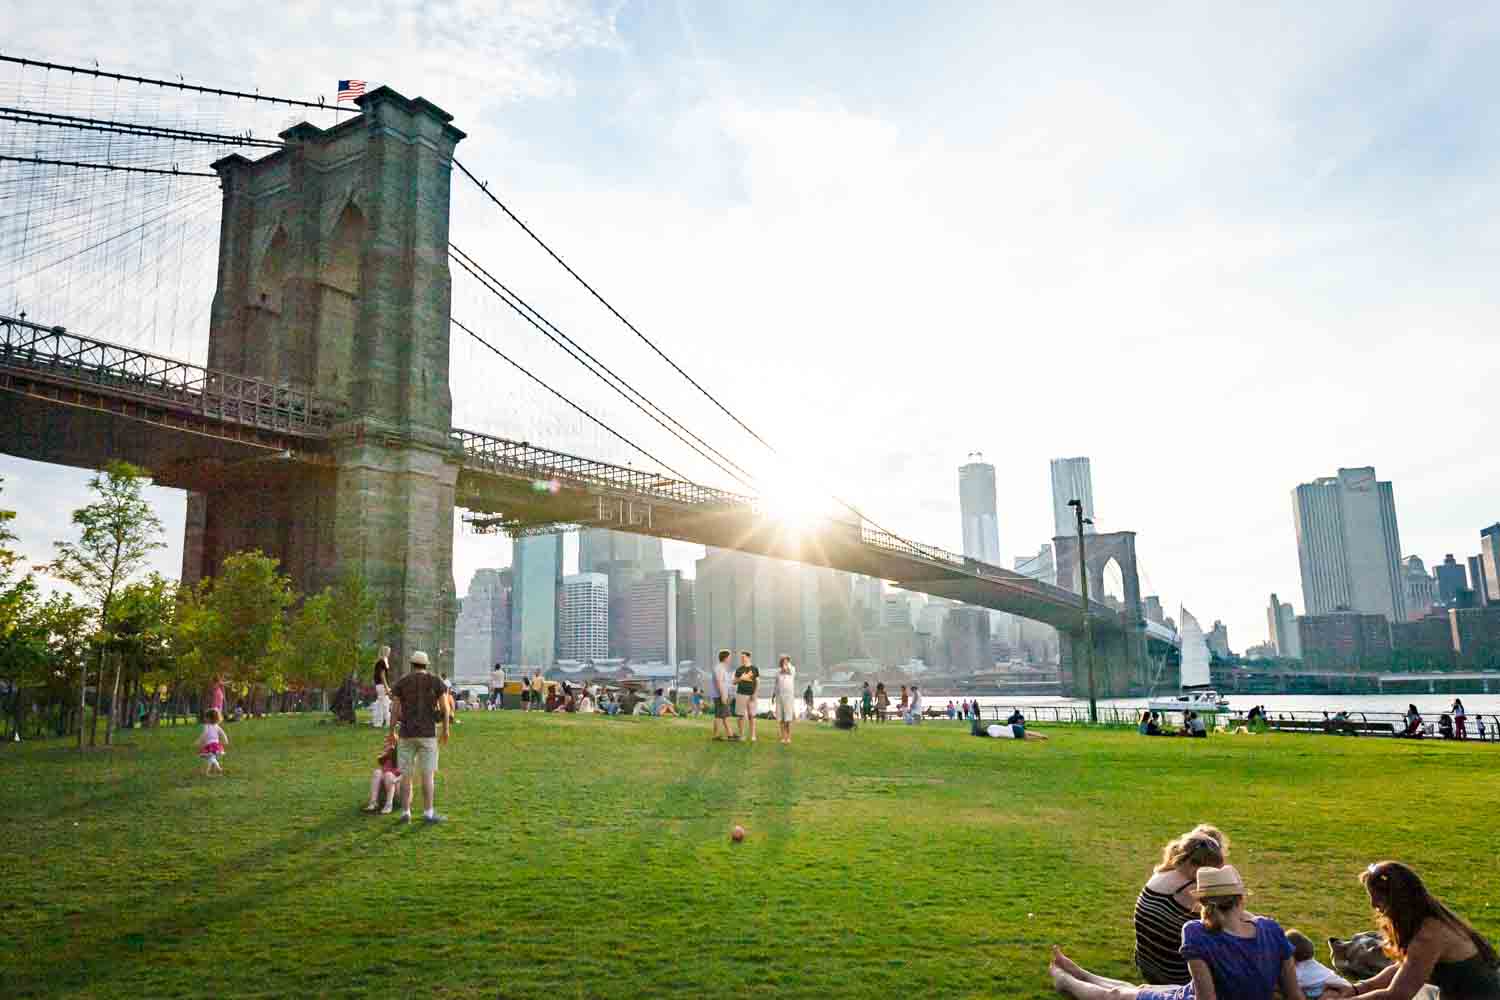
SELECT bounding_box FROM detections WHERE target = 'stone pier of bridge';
[180,87,464,676]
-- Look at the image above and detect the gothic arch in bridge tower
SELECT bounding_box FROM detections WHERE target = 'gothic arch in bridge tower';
[321,198,365,296]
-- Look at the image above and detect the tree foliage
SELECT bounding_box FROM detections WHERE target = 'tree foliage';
[286,573,378,696]
[177,551,296,696]
[51,462,165,744]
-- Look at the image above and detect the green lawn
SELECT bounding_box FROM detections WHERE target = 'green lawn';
[4,712,1497,999]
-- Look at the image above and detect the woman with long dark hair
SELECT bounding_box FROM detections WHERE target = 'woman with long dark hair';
[1326,862,1499,999]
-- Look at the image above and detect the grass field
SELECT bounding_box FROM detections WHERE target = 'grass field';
[4,711,1497,999]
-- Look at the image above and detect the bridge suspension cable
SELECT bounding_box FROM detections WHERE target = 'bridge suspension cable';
[0,107,285,149]
[0,54,357,117]
[451,160,916,543]
[451,316,689,482]
[449,244,758,493]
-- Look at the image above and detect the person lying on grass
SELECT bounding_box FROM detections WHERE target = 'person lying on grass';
[1050,864,1306,1000]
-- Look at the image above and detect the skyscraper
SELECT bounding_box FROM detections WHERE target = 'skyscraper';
[559,573,609,662]
[1481,524,1500,609]
[1402,556,1438,622]
[1434,555,1468,607]
[1266,593,1301,659]
[578,528,664,660]
[455,568,511,681]
[958,454,1001,565]
[512,533,563,667]
[1291,467,1406,622]
[578,528,665,574]
[628,570,680,665]
[1050,457,1096,539]
[694,550,823,674]
[1468,555,1490,607]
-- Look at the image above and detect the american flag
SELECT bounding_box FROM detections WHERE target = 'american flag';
[337,79,366,103]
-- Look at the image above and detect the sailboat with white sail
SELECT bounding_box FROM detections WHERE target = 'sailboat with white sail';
[1148,607,1229,713]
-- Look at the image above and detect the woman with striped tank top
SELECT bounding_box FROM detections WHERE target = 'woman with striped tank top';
[1135,827,1231,985]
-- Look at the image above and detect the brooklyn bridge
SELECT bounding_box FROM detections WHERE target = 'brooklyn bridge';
[0,56,1176,691]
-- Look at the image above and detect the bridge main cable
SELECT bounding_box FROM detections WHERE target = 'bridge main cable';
[450,316,692,483]
[449,244,759,492]
[0,54,357,116]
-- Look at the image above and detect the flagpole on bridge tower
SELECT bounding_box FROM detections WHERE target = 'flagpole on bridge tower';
[1069,499,1097,724]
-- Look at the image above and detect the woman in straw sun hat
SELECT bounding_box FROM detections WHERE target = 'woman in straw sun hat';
[1050,864,1307,1000]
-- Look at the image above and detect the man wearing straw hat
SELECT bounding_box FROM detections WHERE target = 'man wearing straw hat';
[388,650,450,825]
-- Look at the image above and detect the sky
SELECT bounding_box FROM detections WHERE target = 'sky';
[4,0,1500,652]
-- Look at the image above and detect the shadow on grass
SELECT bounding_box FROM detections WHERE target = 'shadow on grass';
[11,809,367,997]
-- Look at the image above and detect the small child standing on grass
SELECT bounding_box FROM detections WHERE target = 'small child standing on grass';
[362,733,401,814]
[198,708,228,776]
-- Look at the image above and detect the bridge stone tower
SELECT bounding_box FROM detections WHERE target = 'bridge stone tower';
[181,87,464,676]
[1052,530,1148,696]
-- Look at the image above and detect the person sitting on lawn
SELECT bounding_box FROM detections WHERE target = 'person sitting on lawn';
[1285,928,1348,999]
[652,689,676,717]
[362,733,402,814]
[1053,864,1305,1000]
[1133,827,1229,986]
[833,696,857,730]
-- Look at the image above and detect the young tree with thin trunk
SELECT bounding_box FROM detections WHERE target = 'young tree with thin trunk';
[51,462,164,748]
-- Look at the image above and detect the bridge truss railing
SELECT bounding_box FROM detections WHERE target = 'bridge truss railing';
[454,429,756,508]
[0,315,343,435]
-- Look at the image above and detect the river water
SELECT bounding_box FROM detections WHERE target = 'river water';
[787,692,1500,718]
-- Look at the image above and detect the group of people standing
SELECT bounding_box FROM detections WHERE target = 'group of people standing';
[1050,825,1499,1000]
[705,648,801,744]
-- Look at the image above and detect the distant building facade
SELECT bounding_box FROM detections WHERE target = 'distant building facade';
[1391,614,1455,669]
[1481,524,1500,610]
[1050,457,1096,539]
[559,573,609,662]
[1468,555,1490,607]
[1449,606,1500,667]
[511,533,563,668]
[1402,556,1438,622]
[455,568,511,682]
[959,455,1001,566]
[694,550,823,675]
[1266,593,1301,659]
[942,606,993,674]
[628,570,680,666]
[1297,610,1392,669]
[1434,554,1468,607]
[1292,467,1406,622]
[1206,620,1231,659]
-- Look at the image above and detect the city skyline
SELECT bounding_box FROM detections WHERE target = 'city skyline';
[5,4,1500,656]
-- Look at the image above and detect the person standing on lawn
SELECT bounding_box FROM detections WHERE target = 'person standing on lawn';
[734,650,760,743]
[777,656,798,744]
[489,663,506,710]
[710,648,736,741]
[860,682,873,721]
[370,646,392,729]
[388,650,450,824]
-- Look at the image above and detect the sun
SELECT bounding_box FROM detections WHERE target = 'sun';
[756,477,834,529]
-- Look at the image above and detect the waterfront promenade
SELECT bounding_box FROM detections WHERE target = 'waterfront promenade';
[6,711,1495,998]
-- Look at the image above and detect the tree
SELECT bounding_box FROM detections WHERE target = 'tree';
[51,462,164,747]
[0,476,44,737]
[108,575,177,730]
[176,551,295,713]
[286,573,377,707]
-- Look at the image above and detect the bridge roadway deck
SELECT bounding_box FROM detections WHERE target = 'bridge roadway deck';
[0,318,1124,633]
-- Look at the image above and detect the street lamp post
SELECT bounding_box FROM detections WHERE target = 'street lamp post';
[1068,499,1097,723]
